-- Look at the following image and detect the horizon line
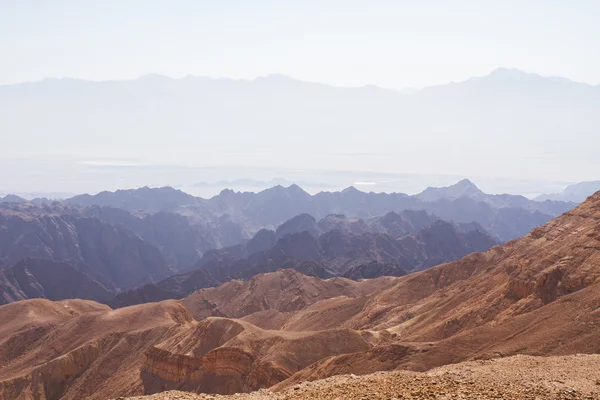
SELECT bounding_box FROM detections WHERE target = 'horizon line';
[1,67,597,91]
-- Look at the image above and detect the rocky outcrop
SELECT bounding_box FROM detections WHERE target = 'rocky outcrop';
[141,319,263,394]
[140,318,378,395]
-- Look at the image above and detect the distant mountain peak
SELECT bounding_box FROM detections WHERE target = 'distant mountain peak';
[257,184,310,200]
[488,67,530,77]
[453,179,481,191]
[342,186,361,193]
[0,194,27,204]
[479,67,591,87]
[219,188,236,196]
[416,179,485,202]
[286,183,310,196]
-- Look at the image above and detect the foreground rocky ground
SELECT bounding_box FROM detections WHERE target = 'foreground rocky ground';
[120,355,600,400]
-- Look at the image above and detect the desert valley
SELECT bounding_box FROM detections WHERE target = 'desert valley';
[0,181,599,399]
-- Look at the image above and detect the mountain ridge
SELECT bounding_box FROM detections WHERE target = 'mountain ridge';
[4,67,599,91]
[60,181,575,242]
[109,213,498,308]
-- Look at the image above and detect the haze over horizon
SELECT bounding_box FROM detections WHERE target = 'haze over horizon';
[5,66,599,91]
[2,1,599,196]
[2,1,600,88]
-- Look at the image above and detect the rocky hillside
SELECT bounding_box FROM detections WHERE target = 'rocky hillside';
[111,218,496,307]
[180,269,393,323]
[0,192,598,399]
[140,191,600,396]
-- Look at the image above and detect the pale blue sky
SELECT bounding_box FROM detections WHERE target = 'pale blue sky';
[1,0,599,88]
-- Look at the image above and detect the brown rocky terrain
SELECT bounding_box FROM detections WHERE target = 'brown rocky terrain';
[0,298,192,400]
[134,192,600,396]
[121,354,600,400]
[180,269,393,324]
[1,192,598,399]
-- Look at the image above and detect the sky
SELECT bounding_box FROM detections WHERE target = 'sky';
[2,0,600,89]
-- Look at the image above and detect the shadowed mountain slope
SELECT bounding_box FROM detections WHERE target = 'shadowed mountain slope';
[0,258,114,305]
[111,217,496,308]
[0,203,173,292]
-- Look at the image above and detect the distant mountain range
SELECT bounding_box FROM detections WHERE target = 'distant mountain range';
[110,211,497,307]
[1,68,599,184]
[61,179,574,242]
[0,201,497,306]
[536,181,600,203]
[0,179,577,306]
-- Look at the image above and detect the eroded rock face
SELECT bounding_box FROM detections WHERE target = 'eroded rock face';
[142,347,261,395]
[141,318,283,394]
[140,318,378,395]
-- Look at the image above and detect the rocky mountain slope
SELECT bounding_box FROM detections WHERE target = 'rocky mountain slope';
[0,299,192,400]
[0,258,114,305]
[180,269,393,324]
[136,191,600,396]
[111,217,496,307]
[1,192,597,399]
[0,203,173,292]
[0,272,389,399]
[0,201,494,307]
[270,191,600,384]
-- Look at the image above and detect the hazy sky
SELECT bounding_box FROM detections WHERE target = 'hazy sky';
[2,0,599,88]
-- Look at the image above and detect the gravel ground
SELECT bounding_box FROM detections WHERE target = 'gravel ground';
[119,354,600,400]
